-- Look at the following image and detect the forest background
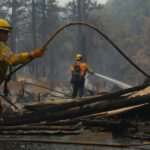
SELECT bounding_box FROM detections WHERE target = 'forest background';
[0,0,150,90]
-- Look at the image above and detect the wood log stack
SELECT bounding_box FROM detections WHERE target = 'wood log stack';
[0,84,150,136]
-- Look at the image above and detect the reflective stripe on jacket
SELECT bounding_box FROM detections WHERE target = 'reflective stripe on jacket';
[71,61,94,76]
[0,41,30,84]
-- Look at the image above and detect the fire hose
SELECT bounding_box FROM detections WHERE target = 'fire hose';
[6,22,150,79]
[0,93,18,110]
[3,22,150,99]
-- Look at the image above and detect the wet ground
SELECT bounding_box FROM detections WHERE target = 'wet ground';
[0,130,150,150]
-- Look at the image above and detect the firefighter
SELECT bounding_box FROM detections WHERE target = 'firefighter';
[0,18,46,122]
[70,54,94,98]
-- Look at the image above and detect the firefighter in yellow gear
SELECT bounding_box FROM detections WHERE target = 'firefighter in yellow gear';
[70,54,94,98]
[0,18,47,122]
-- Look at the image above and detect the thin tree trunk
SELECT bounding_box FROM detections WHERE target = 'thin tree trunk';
[40,0,47,77]
[32,0,38,77]
[11,0,17,80]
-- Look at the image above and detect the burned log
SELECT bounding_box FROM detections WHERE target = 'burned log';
[2,94,150,126]
[76,103,149,120]
[0,122,83,131]
[1,84,150,126]
[0,128,84,135]
[0,122,84,135]
[24,83,149,112]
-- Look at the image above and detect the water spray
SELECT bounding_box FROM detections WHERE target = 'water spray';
[94,73,132,89]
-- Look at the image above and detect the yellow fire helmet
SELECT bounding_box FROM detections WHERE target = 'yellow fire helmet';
[0,18,12,32]
[75,54,83,61]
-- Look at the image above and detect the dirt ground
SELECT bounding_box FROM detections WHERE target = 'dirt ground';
[7,76,55,95]
[0,130,149,150]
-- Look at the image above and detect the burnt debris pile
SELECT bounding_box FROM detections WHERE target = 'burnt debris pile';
[0,83,150,139]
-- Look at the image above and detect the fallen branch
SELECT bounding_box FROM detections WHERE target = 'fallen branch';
[0,122,83,131]
[76,103,149,120]
[0,128,84,135]
[1,138,150,147]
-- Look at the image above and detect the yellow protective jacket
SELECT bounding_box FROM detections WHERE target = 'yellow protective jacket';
[0,41,30,84]
[71,61,94,77]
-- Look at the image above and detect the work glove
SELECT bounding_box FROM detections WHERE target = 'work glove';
[30,47,47,58]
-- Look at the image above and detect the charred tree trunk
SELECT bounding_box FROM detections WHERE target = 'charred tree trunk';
[11,0,17,80]
[77,0,82,53]
[31,0,38,77]
[41,0,46,77]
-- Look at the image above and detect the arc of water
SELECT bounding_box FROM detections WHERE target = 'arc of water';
[94,73,132,89]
